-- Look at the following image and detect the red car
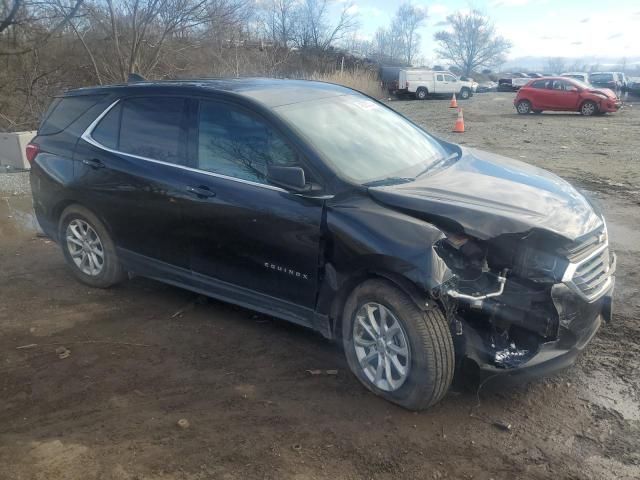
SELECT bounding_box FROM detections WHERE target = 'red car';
[514,77,621,116]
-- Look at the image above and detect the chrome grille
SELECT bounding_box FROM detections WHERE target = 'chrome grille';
[562,225,615,302]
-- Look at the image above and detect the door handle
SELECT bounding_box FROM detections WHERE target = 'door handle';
[186,185,216,198]
[82,159,105,169]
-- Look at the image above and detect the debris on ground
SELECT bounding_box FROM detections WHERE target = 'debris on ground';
[492,421,512,432]
[177,419,190,429]
[55,346,71,359]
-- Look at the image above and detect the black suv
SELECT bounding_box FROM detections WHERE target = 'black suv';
[28,78,615,410]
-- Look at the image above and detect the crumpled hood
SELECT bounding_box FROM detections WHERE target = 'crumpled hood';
[588,88,617,99]
[368,148,603,241]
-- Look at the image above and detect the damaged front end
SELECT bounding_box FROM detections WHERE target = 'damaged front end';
[435,223,615,378]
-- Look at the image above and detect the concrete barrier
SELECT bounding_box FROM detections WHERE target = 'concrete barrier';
[0,131,37,169]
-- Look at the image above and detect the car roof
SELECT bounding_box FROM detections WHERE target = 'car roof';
[62,78,361,108]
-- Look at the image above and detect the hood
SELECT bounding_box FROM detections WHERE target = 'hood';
[368,148,602,241]
[588,88,617,99]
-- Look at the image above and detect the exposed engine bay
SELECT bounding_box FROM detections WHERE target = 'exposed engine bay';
[434,224,615,372]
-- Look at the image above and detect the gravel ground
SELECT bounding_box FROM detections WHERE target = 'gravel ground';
[0,92,638,480]
[0,170,30,196]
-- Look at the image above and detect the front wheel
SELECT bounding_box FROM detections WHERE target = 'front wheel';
[580,100,598,116]
[516,100,531,114]
[342,279,454,410]
[459,88,471,100]
[59,205,126,288]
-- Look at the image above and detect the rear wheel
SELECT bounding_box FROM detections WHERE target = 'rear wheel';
[342,279,454,410]
[580,100,597,116]
[59,205,126,288]
[516,100,531,114]
[416,87,428,100]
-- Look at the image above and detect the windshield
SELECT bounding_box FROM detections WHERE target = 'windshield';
[275,95,449,185]
[590,73,613,82]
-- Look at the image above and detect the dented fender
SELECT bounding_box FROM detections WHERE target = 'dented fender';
[315,192,452,335]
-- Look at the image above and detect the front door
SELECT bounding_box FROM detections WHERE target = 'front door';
[544,79,580,110]
[182,99,324,309]
[74,95,192,268]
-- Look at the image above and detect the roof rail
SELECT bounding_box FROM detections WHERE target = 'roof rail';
[127,73,146,83]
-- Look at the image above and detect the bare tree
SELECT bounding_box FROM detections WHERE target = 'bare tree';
[392,3,426,66]
[293,0,358,51]
[259,0,296,47]
[434,9,511,76]
[0,0,85,55]
[546,57,566,74]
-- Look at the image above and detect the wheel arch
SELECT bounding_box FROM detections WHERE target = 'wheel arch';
[324,265,443,341]
[53,199,115,242]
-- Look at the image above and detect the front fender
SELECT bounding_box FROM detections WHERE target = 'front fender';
[316,193,452,332]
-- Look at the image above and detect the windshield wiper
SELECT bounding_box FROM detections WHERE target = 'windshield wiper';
[363,176,415,187]
[415,152,459,178]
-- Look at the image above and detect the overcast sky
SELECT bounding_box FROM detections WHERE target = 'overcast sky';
[337,0,640,62]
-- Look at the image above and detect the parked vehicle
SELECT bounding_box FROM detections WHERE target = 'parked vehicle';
[498,72,531,91]
[614,72,628,91]
[515,77,621,116]
[28,78,615,410]
[379,66,404,95]
[476,81,498,93]
[560,72,591,83]
[398,70,475,100]
[627,77,640,95]
[589,72,622,91]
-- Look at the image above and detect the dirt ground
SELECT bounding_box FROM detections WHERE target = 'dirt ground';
[1,92,639,480]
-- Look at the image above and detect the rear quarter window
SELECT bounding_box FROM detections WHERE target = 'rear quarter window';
[39,94,106,135]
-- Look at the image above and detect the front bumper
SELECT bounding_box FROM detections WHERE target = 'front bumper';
[599,99,622,112]
[458,277,614,381]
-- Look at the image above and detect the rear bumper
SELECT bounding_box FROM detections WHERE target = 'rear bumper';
[459,278,614,382]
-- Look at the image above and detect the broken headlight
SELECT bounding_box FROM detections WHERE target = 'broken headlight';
[514,246,568,283]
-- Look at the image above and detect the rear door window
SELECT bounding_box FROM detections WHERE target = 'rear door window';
[39,95,105,135]
[91,97,188,165]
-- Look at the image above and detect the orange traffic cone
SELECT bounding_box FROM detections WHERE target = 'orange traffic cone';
[453,108,465,133]
[449,93,458,108]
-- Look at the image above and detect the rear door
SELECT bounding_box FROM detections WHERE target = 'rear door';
[181,98,325,310]
[74,95,192,268]
[526,79,550,109]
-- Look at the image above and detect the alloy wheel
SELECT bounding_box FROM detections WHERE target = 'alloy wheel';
[66,219,105,276]
[517,101,531,114]
[352,302,411,392]
[582,102,596,116]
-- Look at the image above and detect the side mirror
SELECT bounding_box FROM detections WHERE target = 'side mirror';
[569,87,580,92]
[267,165,307,191]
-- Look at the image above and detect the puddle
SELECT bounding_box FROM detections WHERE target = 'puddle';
[0,195,40,242]
[578,369,640,422]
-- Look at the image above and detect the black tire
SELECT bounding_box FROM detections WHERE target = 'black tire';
[580,100,598,116]
[342,279,454,410]
[459,88,471,100]
[58,204,126,288]
[416,87,428,100]
[516,100,531,114]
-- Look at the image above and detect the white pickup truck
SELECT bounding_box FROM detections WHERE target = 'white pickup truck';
[398,70,475,100]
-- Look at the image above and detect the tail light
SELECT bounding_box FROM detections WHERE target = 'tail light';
[25,143,40,165]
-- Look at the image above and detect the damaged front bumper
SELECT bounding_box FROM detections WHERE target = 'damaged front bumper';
[453,255,616,381]
[449,248,616,379]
